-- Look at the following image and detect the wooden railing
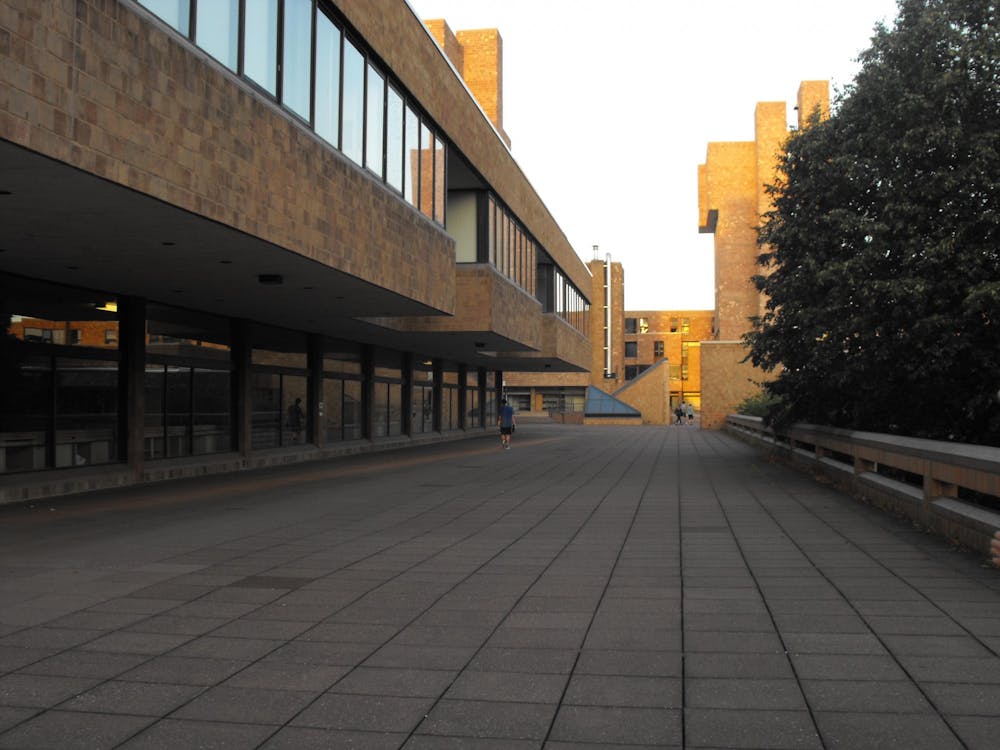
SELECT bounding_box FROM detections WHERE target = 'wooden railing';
[726,414,1000,557]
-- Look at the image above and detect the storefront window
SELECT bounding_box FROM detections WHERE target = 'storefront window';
[252,326,309,448]
[343,379,362,440]
[55,358,118,468]
[251,371,281,449]
[1,276,119,474]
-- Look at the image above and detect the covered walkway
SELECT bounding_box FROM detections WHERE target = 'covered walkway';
[1,423,998,749]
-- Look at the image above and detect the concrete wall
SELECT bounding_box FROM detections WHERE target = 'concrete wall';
[0,0,455,311]
[613,360,672,425]
[700,341,766,429]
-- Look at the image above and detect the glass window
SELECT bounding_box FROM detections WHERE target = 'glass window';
[625,341,638,358]
[315,11,341,147]
[343,379,362,440]
[282,375,308,445]
[388,383,402,436]
[1,276,120,474]
[413,384,433,434]
[365,63,385,177]
[282,0,313,120]
[193,368,231,455]
[404,105,419,207]
[55,358,118,468]
[324,339,361,373]
[244,0,279,95]
[0,355,50,472]
[165,364,191,458]
[625,318,638,334]
[144,364,166,460]
[386,85,404,192]
[433,131,445,224]
[342,37,365,166]
[138,0,190,34]
[373,382,388,438]
[322,377,343,442]
[196,0,239,72]
[488,198,496,264]
[251,372,281,449]
[419,123,433,219]
[146,304,230,360]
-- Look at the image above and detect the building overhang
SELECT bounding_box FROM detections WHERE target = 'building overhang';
[0,139,452,338]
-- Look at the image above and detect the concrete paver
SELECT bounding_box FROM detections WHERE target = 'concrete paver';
[1,423,999,749]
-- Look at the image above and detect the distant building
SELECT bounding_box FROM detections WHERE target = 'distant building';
[505,255,713,424]
[697,81,830,427]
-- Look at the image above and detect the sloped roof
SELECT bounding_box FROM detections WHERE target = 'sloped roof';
[584,386,641,417]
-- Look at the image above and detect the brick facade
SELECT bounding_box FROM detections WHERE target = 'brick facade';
[697,81,831,426]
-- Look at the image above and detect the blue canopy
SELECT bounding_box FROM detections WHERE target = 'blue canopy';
[584,385,641,417]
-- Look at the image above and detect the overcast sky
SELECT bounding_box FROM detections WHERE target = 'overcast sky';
[406,0,901,310]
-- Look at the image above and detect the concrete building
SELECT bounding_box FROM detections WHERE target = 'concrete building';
[0,0,591,502]
[697,80,830,427]
[505,253,713,425]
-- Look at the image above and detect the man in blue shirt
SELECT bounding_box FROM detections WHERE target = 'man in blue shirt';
[498,398,516,450]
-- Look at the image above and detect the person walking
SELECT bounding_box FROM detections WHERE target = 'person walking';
[286,397,305,443]
[498,398,516,449]
[686,401,695,425]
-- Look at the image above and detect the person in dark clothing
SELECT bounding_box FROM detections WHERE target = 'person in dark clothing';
[498,398,516,449]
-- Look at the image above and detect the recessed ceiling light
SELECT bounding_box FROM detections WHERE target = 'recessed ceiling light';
[65,265,79,270]
[258,274,283,285]
[219,260,232,264]
[162,241,175,246]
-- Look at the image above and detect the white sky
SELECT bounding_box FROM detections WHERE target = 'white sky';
[407,0,901,310]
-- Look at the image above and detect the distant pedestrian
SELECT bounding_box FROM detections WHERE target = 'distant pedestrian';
[674,404,684,425]
[687,402,694,425]
[498,398,516,449]
[286,397,305,443]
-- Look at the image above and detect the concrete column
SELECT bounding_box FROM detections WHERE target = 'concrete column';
[231,319,252,458]
[458,364,468,431]
[308,334,324,447]
[433,360,443,433]
[118,296,146,478]
[402,353,414,436]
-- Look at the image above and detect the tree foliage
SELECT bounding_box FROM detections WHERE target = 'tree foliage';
[745,0,1000,445]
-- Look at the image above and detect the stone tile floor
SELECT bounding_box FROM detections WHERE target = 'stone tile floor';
[1,423,998,749]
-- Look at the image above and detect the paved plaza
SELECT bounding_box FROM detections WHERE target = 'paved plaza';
[1,423,999,749]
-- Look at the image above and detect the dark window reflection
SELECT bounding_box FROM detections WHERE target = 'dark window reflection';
[1,276,119,474]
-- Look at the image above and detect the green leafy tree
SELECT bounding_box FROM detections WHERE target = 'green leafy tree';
[745,0,1000,444]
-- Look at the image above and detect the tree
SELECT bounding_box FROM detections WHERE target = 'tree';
[745,0,1000,445]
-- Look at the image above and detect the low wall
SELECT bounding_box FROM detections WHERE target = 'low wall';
[725,415,1000,558]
